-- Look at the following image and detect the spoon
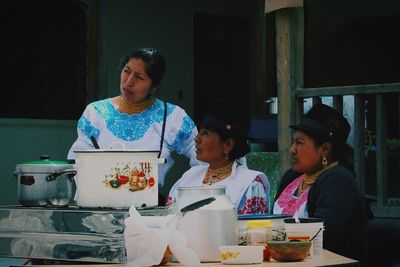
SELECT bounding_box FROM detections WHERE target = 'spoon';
[90,136,100,149]
[293,214,300,223]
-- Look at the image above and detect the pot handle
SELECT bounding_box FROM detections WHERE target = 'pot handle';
[46,169,77,182]
[264,99,276,104]
[158,158,167,164]
[180,197,216,216]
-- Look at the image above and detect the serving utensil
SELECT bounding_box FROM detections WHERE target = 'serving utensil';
[90,136,100,149]
[180,197,216,216]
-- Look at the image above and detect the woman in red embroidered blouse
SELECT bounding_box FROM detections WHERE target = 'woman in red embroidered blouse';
[167,99,270,214]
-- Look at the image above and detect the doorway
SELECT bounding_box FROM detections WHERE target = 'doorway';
[193,13,250,124]
[0,0,87,120]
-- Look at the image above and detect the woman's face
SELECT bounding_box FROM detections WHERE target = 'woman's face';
[290,130,325,174]
[195,128,230,167]
[120,58,155,104]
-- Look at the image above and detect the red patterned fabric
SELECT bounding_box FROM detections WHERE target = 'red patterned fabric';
[275,175,308,215]
[237,176,268,214]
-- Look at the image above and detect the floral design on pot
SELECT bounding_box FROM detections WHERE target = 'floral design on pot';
[103,161,155,191]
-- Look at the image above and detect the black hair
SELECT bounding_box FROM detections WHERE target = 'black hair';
[200,99,250,160]
[302,128,351,167]
[295,104,352,167]
[118,48,166,88]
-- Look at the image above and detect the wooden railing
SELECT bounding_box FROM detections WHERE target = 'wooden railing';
[297,87,400,217]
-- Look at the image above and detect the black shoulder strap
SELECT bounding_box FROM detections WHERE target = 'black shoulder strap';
[158,100,167,158]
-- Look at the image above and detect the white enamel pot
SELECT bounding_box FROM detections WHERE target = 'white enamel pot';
[74,149,165,209]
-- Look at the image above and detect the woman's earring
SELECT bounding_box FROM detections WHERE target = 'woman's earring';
[225,152,229,160]
[322,156,328,168]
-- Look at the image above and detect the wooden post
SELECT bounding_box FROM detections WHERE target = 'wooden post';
[275,8,304,176]
[333,96,343,112]
[376,94,388,207]
[354,95,366,194]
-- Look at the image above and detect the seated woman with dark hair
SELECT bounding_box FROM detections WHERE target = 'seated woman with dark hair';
[273,103,368,265]
[167,99,270,214]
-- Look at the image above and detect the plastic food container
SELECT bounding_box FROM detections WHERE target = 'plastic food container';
[219,245,264,264]
[237,214,291,245]
[284,218,324,257]
[246,220,272,245]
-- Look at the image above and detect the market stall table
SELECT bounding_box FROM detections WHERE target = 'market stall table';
[9,250,358,266]
[0,206,359,266]
[0,205,167,263]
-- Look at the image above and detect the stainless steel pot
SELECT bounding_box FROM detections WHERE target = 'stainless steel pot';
[175,186,238,262]
[14,155,77,206]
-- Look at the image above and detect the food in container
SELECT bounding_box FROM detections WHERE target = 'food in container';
[267,240,311,262]
[284,218,324,257]
[219,245,264,264]
[237,214,291,245]
[246,220,272,245]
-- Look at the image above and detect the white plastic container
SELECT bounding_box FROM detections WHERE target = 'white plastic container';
[237,214,291,245]
[284,218,324,257]
[246,220,272,245]
[74,149,163,208]
[219,245,264,265]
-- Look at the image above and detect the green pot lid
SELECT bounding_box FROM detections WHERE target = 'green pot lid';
[21,155,68,165]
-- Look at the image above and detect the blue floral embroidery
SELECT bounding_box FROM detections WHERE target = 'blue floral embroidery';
[78,116,100,139]
[92,99,175,141]
[172,115,196,153]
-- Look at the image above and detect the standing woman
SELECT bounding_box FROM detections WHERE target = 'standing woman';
[273,103,367,264]
[167,99,270,214]
[68,48,199,188]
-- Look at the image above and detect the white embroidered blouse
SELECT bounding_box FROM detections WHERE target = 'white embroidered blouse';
[67,98,199,186]
[167,161,270,214]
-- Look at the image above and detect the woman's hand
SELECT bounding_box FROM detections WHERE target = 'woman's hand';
[160,246,173,265]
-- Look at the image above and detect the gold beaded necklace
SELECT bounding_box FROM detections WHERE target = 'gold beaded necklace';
[202,162,234,185]
[119,96,155,115]
[298,161,339,194]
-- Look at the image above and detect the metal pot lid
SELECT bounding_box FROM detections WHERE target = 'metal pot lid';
[15,155,72,173]
[21,155,68,165]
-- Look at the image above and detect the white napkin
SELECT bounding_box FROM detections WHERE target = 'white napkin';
[124,205,200,267]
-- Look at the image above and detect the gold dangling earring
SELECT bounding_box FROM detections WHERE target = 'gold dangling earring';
[322,156,328,168]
